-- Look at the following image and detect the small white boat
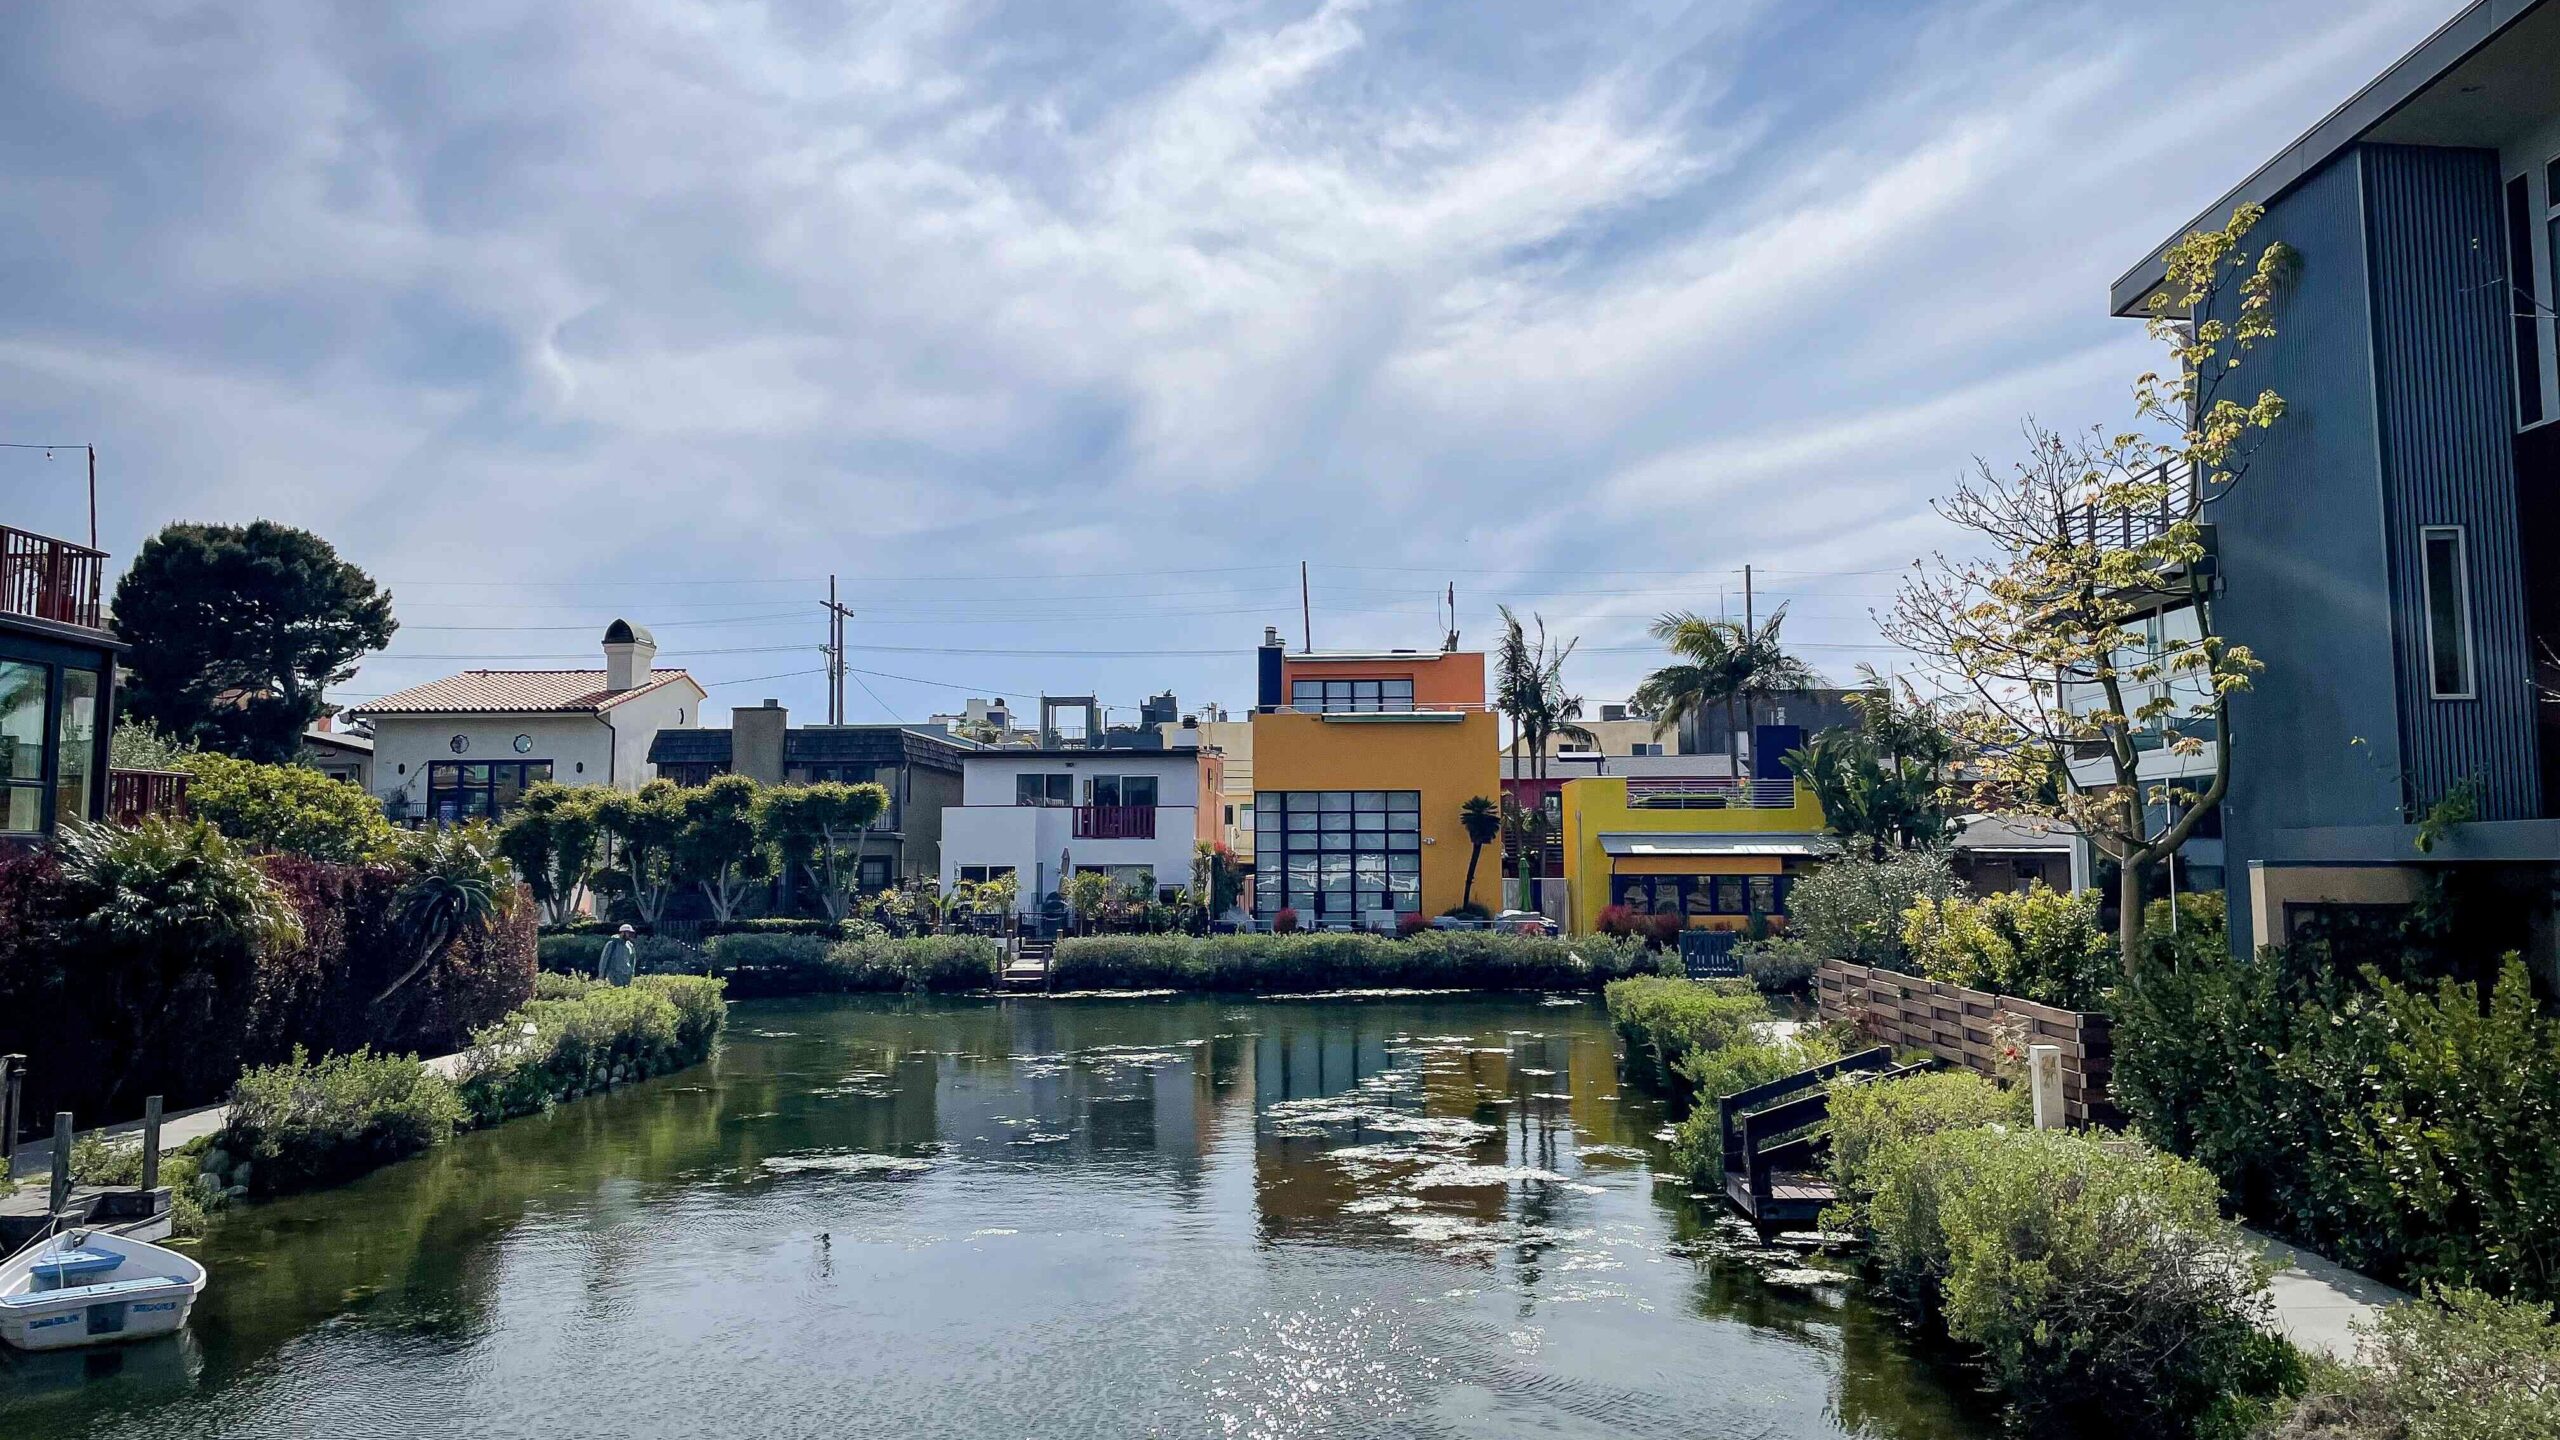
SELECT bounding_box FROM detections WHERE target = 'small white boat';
[0,1229,207,1351]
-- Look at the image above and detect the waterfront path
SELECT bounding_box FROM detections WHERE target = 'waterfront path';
[7,1051,470,1182]
[2247,1227,2409,1362]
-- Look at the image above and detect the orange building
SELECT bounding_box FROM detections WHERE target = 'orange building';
[1247,630,1502,924]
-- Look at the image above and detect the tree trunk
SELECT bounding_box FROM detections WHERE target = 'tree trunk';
[2117,853,2148,978]
[1464,843,1482,910]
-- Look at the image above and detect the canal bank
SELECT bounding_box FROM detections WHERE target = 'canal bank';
[1,993,1999,1440]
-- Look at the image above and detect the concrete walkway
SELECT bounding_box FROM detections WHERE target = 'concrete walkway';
[2247,1227,2409,1363]
[7,1050,471,1183]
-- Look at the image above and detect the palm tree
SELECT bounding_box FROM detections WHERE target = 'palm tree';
[374,823,514,1005]
[1732,605,1824,762]
[1631,607,1821,770]
[1457,795,1501,912]
[1632,611,1748,761]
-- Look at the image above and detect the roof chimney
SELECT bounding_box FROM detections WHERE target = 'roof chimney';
[603,619,657,691]
[1257,627,1285,711]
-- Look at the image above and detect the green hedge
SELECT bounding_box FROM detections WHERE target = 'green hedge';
[820,935,1001,994]
[537,932,702,978]
[2269,1286,2560,1440]
[1050,931,1664,993]
[1603,975,1771,1080]
[210,1047,470,1198]
[1823,1070,2027,1226]
[458,974,727,1125]
[2115,949,2560,1301]
[208,975,726,1198]
[1865,1125,2296,1435]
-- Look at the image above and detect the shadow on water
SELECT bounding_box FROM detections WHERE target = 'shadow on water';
[3,992,2002,1439]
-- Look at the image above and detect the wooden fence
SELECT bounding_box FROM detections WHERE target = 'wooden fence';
[1813,959,2115,1125]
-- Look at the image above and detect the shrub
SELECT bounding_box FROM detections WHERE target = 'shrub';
[707,932,834,985]
[539,932,608,975]
[213,1047,468,1197]
[1901,884,2114,1009]
[178,751,400,863]
[1867,1126,2293,1434]
[1735,848,1963,993]
[1396,912,1428,938]
[1824,1070,2027,1223]
[456,974,725,1125]
[1604,975,1771,1079]
[2265,1287,2560,1440]
[1595,904,1640,938]
[1273,907,1300,934]
[812,935,1002,994]
[1052,932,1662,994]
[2115,948,2560,1301]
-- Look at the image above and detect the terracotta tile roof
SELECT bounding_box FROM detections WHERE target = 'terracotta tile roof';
[347,669,699,717]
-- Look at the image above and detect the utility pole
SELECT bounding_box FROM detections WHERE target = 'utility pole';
[1740,564,1755,776]
[1300,560,1312,653]
[820,576,856,724]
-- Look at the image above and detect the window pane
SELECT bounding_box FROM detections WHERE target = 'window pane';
[1319,791,1352,812]
[54,669,96,824]
[1,783,39,835]
[1389,791,1420,813]
[1385,812,1418,833]
[2507,174,2543,426]
[1751,876,1780,915]
[1090,775,1121,807]
[1388,853,1419,874]
[2424,529,2473,697]
[1123,775,1158,807]
[529,762,553,782]
[1353,791,1386,811]
[1354,811,1384,832]
[0,661,45,782]
[1383,679,1413,711]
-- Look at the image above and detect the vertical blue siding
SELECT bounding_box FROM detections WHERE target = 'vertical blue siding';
[2361,144,2544,821]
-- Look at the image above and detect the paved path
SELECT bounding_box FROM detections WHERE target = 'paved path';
[7,1050,471,1183]
[2247,1227,2409,1362]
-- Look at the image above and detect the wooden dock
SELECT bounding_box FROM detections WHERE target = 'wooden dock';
[1716,1048,1926,1232]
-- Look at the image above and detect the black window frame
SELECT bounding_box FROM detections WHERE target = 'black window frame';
[426,758,554,824]
[1250,789,1421,918]
[0,654,102,837]
[2507,171,2545,429]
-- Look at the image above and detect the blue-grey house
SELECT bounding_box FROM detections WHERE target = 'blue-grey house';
[2111,0,2560,963]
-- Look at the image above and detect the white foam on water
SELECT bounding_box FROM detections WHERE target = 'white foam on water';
[759,1152,932,1177]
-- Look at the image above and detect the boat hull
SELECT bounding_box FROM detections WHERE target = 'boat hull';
[0,1281,198,1351]
[0,1230,208,1352]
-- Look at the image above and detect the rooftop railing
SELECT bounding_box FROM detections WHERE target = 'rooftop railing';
[0,525,107,631]
[2059,464,2201,552]
[1624,776,1801,810]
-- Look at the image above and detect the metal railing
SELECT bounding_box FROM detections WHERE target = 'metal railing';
[1074,804,1158,840]
[2059,463,2200,551]
[106,768,191,825]
[1625,776,1799,810]
[0,525,106,630]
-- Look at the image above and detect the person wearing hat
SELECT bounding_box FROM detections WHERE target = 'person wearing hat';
[599,924,639,987]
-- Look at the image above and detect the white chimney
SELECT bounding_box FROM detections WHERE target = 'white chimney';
[603,619,657,691]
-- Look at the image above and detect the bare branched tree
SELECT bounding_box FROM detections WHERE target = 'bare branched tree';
[1885,205,2292,974]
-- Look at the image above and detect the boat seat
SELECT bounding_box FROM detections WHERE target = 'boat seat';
[1,1276,175,1308]
[29,1248,124,1286]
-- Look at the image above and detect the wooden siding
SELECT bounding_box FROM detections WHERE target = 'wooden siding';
[1813,959,2115,1125]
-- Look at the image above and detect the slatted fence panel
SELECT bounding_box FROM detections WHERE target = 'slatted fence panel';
[1814,959,2115,1125]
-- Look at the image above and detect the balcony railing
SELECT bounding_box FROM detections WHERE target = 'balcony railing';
[1,525,107,631]
[2059,464,2201,552]
[1074,804,1158,840]
[1625,777,1799,810]
[107,768,191,826]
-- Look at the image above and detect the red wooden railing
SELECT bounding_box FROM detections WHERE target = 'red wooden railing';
[1074,804,1157,840]
[107,769,192,826]
[0,525,107,630]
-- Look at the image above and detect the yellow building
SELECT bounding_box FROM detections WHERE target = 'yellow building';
[1556,774,1829,936]
[1247,635,1501,924]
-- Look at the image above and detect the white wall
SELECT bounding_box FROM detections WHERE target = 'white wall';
[956,751,1205,808]
[939,801,1203,911]
[368,680,704,815]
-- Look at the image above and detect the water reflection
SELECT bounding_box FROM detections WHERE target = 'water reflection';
[2,994,1996,1439]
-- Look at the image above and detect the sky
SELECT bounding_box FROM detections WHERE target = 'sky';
[0,0,2460,729]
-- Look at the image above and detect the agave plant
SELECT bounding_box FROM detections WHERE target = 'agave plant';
[373,823,516,1005]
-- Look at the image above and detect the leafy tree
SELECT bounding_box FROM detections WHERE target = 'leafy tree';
[495,783,606,926]
[176,751,399,863]
[1787,673,1963,860]
[753,781,889,922]
[673,773,765,924]
[107,719,196,772]
[112,521,396,762]
[1457,795,1501,911]
[1887,205,2290,973]
[591,781,683,926]
[1060,869,1121,934]
[1734,848,1964,992]
[374,823,515,1005]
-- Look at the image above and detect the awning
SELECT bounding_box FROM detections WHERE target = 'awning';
[1599,832,1829,859]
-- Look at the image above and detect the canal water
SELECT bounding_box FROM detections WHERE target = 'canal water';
[1,994,1995,1439]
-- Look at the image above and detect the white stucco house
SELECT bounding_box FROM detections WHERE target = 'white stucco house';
[939,744,1224,913]
[346,620,705,824]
